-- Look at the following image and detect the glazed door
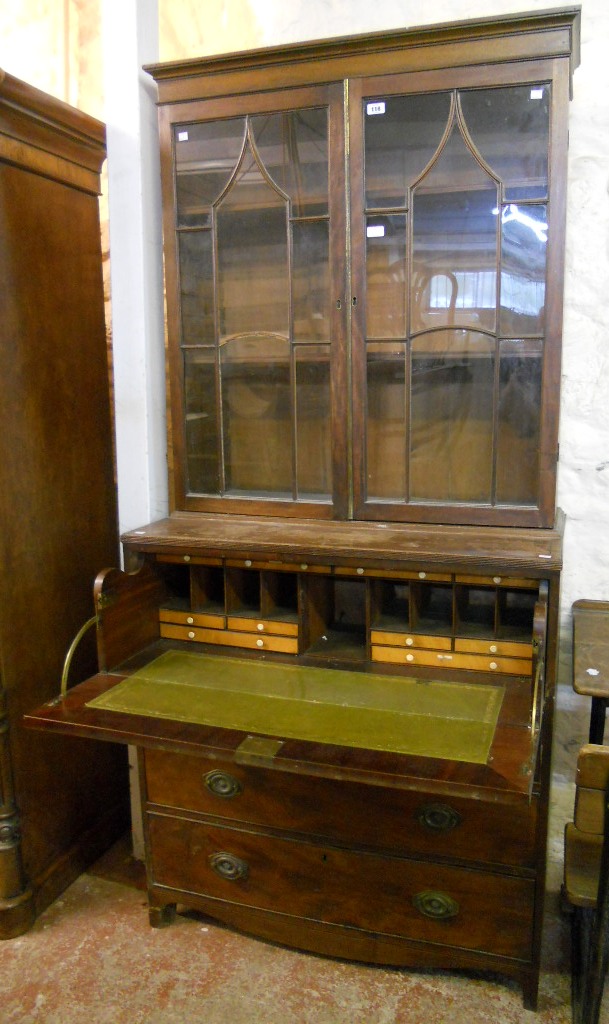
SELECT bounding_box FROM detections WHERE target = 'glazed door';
[161,84,348,518]
[350,59,570,527]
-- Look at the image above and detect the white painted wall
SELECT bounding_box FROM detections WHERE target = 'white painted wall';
[102,0,167,539]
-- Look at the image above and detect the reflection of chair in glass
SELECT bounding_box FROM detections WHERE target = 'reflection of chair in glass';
[563,744,609,1024]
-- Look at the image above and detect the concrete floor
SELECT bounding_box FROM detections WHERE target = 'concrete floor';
[0,852,573,1024]
[1,686,607,1024]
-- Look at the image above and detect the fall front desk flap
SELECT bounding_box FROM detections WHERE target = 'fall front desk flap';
[86,651,504,764]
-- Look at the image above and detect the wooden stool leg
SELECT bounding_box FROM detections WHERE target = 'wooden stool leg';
[571,906,590,1024]
[582,899,609,1023]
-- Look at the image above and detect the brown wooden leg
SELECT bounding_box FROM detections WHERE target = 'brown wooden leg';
[521,970,540,1012]
[0,691,36,938]
[148,901,177,928]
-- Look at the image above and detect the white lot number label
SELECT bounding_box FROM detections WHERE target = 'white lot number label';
[366,102,386,116]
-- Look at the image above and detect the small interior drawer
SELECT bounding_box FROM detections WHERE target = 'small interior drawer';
[370,630,452,651]
[159,622,298,653]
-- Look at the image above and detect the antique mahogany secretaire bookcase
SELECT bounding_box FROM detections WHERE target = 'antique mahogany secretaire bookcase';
[26,8,581,1009]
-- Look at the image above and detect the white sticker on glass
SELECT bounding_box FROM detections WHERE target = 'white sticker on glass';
[177,130,189,142]
[366,102,386,116]
[366,224,385,238]
[530,88,544,100]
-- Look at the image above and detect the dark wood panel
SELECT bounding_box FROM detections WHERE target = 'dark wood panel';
[147,811,535,960]
[144,748,537,868]
[0,76,127,936]
[122,511,564,575]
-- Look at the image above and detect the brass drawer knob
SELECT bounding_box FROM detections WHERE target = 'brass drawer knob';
[413,890,459,920]
[209,851,249,882]
[417,802,462,832]
[204,770,242,799]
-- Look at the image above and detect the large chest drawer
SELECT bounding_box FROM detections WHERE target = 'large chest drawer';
[147,812,535,961]
[143,749,536,869]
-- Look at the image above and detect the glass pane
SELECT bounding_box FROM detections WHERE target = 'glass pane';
[460,85,549,200]
[366,343,406,500]
[293,221,330,342]
[366,215,406,339]
[175,119,246,227]
[296,345,331,499]
[217,141,289,341]
[364,92,451,209]
[184,348,219,494]
[178,231,214,345]
[221,335,291,496]
[500,204,547,336]
[496,340,542,505]
[410,331,494,503]
[251,109,328,217]
[412,124,499,334]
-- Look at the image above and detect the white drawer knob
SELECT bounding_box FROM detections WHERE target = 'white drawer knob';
[257,622,264,631]
[490,661,498,670]
[493,576,501,584]
[418,571,426,579]
[405,637,414,646]
[187,631,195,640]
[183,555,191,562]
[489,644,497,653]
[357,567,364,575]
[187,616,194,625]
[406,653,414,662]
[300,563,308,570]
[245,559,252,567]
[256,638,264,648]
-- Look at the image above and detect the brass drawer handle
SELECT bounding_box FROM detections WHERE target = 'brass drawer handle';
[413,890,459,920]
[209,852,249,882]
[417,802,462,832]
[204,770,242,799]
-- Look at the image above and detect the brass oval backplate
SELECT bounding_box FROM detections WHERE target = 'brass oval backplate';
[417,802,462,832]
[204,769,242,799]
[413,891,460,920]
[209,851,249,882]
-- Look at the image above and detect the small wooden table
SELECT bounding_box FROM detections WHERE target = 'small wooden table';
[572,600,609,743]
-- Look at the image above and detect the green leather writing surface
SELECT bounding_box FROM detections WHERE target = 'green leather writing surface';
[87,650,504,763]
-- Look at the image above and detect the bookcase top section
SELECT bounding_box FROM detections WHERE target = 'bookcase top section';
[145,7,581,104]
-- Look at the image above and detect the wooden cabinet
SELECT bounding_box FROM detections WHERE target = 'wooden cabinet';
[149,8,579,529]
[24,8,579,1010]
[26,512,561,1007]
[0,72,128,936]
